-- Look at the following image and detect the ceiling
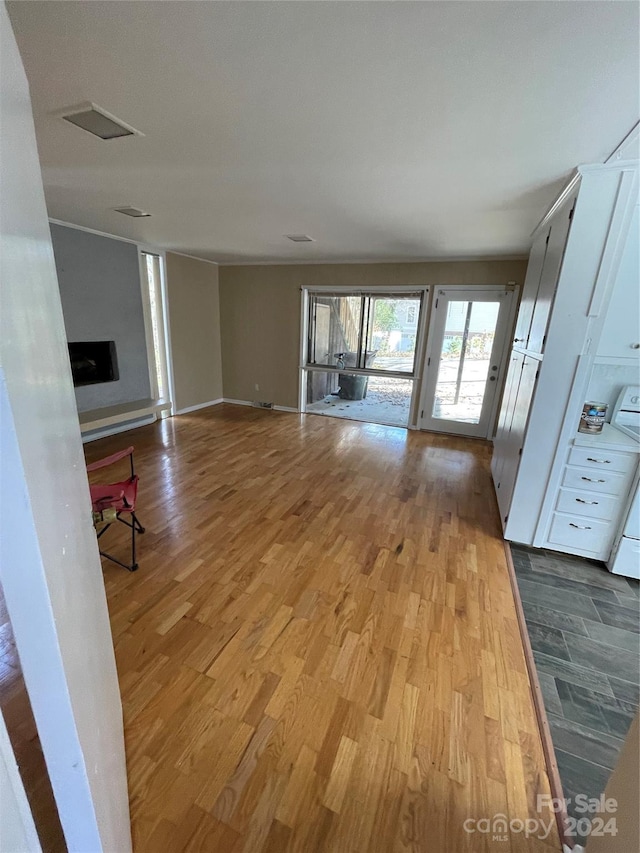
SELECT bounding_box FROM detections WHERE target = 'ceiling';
[7,1,640,264]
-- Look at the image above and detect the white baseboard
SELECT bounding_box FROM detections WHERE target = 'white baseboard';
[174,398,223,415]
[222,398,252,407]
[81,415,156,443]
[221,399,299,413]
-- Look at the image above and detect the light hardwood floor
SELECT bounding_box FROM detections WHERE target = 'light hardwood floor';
[88,405,561,852]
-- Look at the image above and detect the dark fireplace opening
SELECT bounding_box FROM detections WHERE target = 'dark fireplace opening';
[68,341,119,387]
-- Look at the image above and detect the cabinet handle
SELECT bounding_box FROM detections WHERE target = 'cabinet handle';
[586,457,610,464]
[581,476,605,483]
[631,343,640,350]
[575,498,598,505]
[569,523,592,530]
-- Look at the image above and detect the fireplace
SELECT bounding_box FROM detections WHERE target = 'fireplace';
[68,341,119,387]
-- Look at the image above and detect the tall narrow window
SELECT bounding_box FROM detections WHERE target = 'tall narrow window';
[141,252,170,406]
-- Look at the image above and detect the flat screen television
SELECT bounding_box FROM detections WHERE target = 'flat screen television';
[68,341,119,387]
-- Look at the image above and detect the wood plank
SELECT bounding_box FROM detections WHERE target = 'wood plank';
[77,405,562,852]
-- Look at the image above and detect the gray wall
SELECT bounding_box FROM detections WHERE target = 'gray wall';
[50,224,150,411]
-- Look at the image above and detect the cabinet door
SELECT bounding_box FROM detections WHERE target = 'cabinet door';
[493,351,525,523]
[528,194,576,353]
[498,355,540,527]
[513,228,549,347]
[597,204,640,360]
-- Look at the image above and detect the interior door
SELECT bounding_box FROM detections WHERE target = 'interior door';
[419,288,514,438]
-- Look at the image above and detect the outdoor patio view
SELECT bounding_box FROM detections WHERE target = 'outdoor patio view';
[431,300,500,424]
[305,294,420,428]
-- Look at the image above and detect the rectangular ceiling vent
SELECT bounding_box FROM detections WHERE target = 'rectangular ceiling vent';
[56,102,143,140]
[284,234,314,243]
[114,206,151,218]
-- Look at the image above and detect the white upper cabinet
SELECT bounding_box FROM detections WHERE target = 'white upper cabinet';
[597,204,640,361]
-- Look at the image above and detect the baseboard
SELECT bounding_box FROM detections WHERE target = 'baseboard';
[222,398,252,407]
[174,398,223,415]
[220,399,298,413]
[503,542,573,850]
[81,415,156,443]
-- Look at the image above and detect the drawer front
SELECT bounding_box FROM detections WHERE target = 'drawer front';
[548,513,613,554]
[562,465,632,497]
[568,446,636,475]
[555,488,621,521]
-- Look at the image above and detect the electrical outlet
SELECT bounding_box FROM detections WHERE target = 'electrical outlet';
[255,383,259,391]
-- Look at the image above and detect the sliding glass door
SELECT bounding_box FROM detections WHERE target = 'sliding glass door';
[302,289,428,428]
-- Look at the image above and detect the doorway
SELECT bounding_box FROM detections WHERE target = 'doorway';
[301,288,429,428]
[418,287,515,438]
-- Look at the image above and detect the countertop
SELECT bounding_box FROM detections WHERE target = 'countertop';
[573,422,640,453]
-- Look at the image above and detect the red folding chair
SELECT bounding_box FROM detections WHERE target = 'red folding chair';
[87,446,145,572]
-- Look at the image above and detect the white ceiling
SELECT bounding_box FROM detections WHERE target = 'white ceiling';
[8,1,640,264]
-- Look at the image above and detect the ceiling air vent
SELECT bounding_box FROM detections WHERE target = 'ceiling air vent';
[56,102,143,140]
[114,207,151,218]
[284,234,314,242]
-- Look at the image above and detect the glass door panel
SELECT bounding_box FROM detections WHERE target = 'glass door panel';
[364,296,421,372]
[431,300,500,424]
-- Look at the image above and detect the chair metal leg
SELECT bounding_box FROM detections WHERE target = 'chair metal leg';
[95,512,145,572]
[99,549,139,572]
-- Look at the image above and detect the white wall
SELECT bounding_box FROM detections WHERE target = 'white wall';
[587,713,639,852]
[0,5,130,851]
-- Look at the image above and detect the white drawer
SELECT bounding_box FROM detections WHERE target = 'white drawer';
[568,446,636,475]
[562,465,633,497]
[548,512,613,554]
[555,488,621,521]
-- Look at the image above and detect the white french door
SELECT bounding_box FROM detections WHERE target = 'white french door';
[419,287,515,438]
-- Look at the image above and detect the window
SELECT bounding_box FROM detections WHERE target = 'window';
[306,292,424,376]
[140,252,170,404]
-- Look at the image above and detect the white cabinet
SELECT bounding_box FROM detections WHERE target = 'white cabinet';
[597,204,640,361]
[528,198,574,354]
[543,443,637,559]
[492,161,640,558]
[512,228,548,348]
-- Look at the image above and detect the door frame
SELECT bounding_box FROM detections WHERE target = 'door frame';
[417,285,518,438]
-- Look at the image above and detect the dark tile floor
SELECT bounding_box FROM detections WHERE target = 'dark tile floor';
[511,545,639,841]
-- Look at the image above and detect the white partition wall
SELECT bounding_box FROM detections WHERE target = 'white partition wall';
[0,5,131,851]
